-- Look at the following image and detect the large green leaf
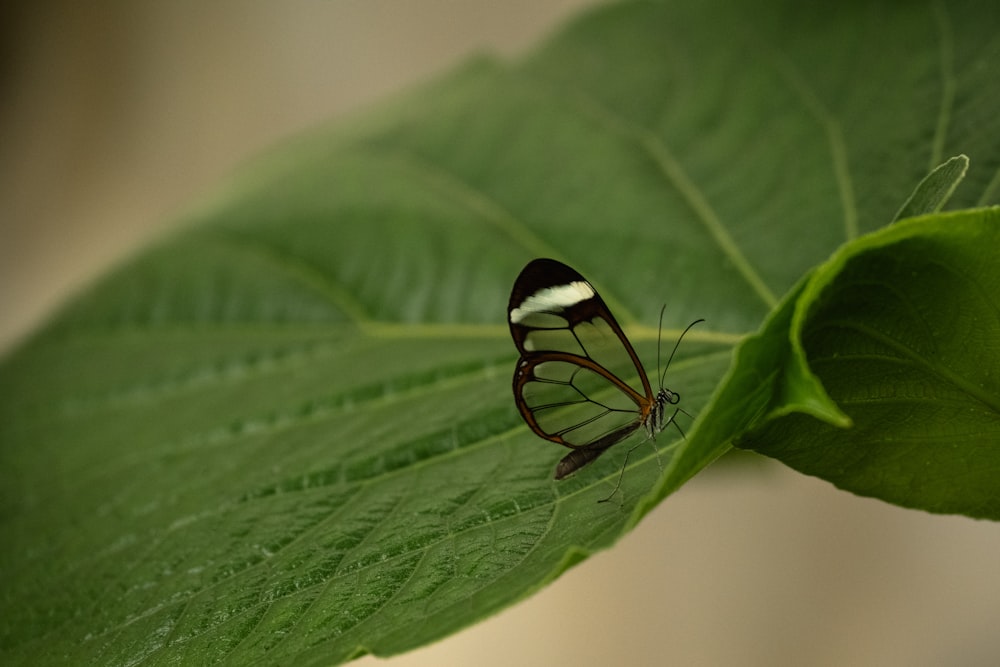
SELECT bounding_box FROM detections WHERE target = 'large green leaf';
[733,209,1000,518]
[2,1,999,665]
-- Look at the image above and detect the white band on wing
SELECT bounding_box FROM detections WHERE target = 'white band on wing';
[509,281,595,323]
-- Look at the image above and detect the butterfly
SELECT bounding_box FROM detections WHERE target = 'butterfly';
[508,258,701,498]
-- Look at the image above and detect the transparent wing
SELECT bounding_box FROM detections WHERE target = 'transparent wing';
[508,259,653,453]
[514,354,643,449]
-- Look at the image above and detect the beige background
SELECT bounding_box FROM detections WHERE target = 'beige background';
[3,3,999,665]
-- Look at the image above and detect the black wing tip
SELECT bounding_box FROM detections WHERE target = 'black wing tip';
[520,257,568,272]
[513,258,586,289]
[509,258,587,322]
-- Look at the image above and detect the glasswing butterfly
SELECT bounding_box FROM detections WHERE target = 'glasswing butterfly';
[508,258,701,499]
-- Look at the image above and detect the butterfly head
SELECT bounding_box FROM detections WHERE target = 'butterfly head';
[658,387,680,406]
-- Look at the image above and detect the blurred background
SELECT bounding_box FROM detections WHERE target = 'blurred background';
[3,2,999,665]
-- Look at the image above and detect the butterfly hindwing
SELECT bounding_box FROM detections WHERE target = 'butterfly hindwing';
[508,259,655,478]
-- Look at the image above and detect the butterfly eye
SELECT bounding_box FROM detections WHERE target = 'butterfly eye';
[509,259,696,488]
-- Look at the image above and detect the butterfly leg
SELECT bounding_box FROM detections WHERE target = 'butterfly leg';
[598,406,689,504]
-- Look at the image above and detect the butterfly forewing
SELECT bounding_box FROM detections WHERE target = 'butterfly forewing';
[509,259,655,477]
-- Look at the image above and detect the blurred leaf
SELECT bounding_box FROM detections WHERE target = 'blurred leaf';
[893,154,969,221]
[2,1,999,665]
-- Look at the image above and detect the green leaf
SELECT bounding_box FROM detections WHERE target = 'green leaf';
[893,154,969,221]
[734,209,1000,518]
[2,1,999,665]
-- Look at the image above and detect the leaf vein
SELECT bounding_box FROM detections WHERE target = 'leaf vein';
[930,1,957,170]
[756,36,859,241]
[537,80,780,310]
[207,227,373,325]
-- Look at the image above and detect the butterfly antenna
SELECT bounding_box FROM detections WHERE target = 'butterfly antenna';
[602,314,703,505]
[655,305,667,389]
[659,318,705,389]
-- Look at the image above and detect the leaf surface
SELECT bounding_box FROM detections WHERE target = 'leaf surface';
[734,209,1000,519]
[2,1,999,664]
